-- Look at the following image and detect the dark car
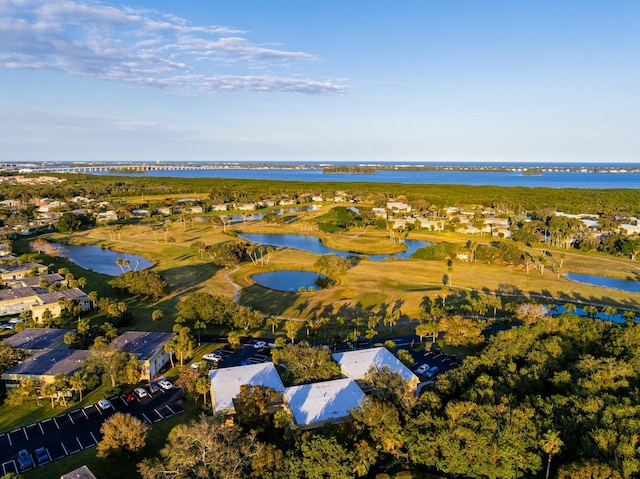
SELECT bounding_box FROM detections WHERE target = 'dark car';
[17,449,33,469]
[34,447,49,464]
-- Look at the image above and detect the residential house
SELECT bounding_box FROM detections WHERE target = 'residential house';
[332,347,419,392]
[209,362,285,414]
[111,331,175,382]
[96,211,118,222]
[61,465,99,479]
[0,262,48,281]
[386,202,412,213]
[284,378,364,430]
[0,287,39,316]
[31,288,91,323]
[3,328,72,353]
[1,349,88,389]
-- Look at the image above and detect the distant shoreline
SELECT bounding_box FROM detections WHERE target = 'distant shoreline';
[3,161,640,175]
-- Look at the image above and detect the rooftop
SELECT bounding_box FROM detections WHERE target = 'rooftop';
[61,465,98,479]
[3,328,72,350]
[285,378,364,430]
[110,331,175,360]
[36,288,88,305]
[0,286,38,301]
[332,347,419,384]
[15,273,64,288]
[209,362,285,412]
[3,348,88,377]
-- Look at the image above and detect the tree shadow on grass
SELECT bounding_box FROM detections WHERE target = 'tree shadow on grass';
[238,284,298,316]
[161,262,221,295]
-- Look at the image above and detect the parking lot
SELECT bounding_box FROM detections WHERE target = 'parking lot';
[0,386,183,475]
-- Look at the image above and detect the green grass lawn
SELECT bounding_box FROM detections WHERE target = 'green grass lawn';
[0,383,114,433]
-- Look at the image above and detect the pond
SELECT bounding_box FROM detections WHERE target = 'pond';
[564,273,640,294]
[53,243,153,276]
[252,270,329,292]
[548,304,629,324]
[237,233,432,260]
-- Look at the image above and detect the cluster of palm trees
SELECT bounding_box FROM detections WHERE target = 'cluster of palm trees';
[115,257,140,273]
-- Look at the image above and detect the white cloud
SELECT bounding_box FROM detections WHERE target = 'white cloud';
[0,0,348,94]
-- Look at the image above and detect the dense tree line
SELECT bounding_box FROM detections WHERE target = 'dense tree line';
[3,174,640,217]
[135,312,640,478]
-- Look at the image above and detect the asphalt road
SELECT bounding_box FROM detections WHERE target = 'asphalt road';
[0,386,183,476]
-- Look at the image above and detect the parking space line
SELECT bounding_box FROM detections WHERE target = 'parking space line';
[166,405,176,416]
[61,442,68,456]
[90,432,98,445]
[6,434,11,447]
[81,408,88,419]
[68,412,75,424]
[154,408,163,420]
[77,437,83,449]
[142,413,152,425]
[22,427,28,440]
[38,422,44,434]
[53,417,60,429]
[2,460,17,477]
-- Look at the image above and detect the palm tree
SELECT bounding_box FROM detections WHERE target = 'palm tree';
[384,312,397,334]
[116,258,124,273]
[603,306,618,321]
[563,302,577,315]
[266,316,281,335]
[541,431,563,479]
[123,259,131,271]
[583,305,599,319]
[134,259,140,271]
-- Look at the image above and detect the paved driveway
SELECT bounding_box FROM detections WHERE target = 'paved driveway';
[0,387,183,476]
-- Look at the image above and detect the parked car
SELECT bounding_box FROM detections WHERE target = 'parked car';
[125,392,136,403]
[148,383,159,394]
[134,387,149,399]
[34,447,49,464]
[203,353,222,362]
[157,379,173,390]
[17,449,33,469]
[97,399,112,410]
[8,318,23,324]
[425,366,440,378]
[0,323,14,330]
[253,340,267,349]
[190,361,202,370]
[415,364,430,375]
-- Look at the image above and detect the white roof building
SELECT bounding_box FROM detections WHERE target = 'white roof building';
[209,362,285,413]
[285,378,364,430]
[332,347,419,386]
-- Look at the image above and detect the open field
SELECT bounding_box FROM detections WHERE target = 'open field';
[25,210,638,332]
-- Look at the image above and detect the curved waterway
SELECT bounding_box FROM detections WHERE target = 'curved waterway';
[54,243,152,276]
[237,233,431,260]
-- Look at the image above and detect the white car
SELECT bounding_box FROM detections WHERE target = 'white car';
[203,353,222,362]
[253,340,267,349]
[148,383,159,394]
[0,323,14,330]
[8,318,23,324]
[157,379,173,390]
[97,399,112,410]
[190,361,202,370]
[133,387,149,399]
[415,364,430,375]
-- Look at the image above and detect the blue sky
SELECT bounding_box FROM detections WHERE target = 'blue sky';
[0,0,638,163]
